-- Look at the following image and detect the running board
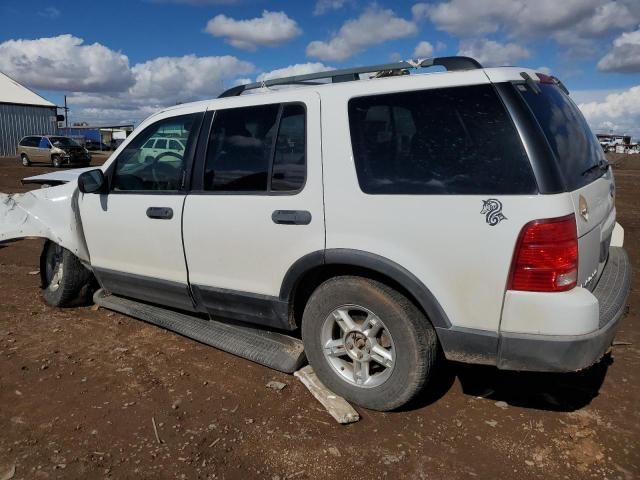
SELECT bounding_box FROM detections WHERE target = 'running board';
[93,289,306,373]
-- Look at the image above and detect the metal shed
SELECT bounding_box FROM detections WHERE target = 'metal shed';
[0,71,58,157]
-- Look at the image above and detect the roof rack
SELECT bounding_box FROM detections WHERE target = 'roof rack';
[218,56,483,98]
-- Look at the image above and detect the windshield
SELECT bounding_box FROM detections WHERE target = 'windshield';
[49,137,80,147]
[518,83,606,190]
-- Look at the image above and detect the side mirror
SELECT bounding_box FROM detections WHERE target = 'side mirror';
[78,169,105,194]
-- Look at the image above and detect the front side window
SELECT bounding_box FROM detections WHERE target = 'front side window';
[112,113,199,192]
[204,103,306,193]
[348,85,536,195]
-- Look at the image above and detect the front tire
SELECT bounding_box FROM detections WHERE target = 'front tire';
[40,241,92,307]
[301,276,438,411]
[52,155,62,168]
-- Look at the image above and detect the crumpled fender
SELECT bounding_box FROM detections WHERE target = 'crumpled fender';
[0,182,90,263]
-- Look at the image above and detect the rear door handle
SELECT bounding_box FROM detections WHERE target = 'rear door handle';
[146,207,173,220]
[272,210,312,225]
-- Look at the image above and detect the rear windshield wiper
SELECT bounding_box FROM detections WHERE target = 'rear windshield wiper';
[581,160,610,177]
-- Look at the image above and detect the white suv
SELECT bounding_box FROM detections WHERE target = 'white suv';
[0,57,631,411]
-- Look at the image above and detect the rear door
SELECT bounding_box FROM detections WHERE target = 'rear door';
[517,82,615,288]
[79,111,204,311]
[182,92,324,328]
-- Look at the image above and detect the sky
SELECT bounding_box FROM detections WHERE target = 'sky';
[0,0,639,136]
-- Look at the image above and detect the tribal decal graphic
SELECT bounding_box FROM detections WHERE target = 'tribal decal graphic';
[481,199,507,226]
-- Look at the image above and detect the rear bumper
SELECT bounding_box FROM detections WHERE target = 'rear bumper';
[438,247,631,372]
[498,246,630,371]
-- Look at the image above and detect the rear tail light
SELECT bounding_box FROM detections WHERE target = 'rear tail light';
[508,214,578,292]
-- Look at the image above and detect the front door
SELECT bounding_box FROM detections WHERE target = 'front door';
[79,111,204,311]
[182,92,324,329]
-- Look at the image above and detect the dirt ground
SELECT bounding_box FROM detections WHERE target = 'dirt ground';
[0,152,638,480]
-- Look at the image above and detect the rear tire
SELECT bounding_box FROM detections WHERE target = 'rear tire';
[21,154,31,166]
[52,155,62,168]
[40,241,93,307]
[301,276,438,411]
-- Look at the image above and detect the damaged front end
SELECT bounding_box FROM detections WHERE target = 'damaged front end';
[0,182,90,263]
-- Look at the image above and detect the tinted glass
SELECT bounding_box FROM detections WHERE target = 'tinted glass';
[142,139,155,148]
[271,104,306,191]
[49,137,79,147]
[169,140,183,150]
[519,83,606,190]
[154,139,167,149]
[20,137,38,147]
[113,113,199,192]
[348,85,536,194]
[39,137,50,148]
[204,104,279,191]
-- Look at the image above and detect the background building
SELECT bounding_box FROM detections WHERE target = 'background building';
[0,71,58,157]
[59,125,134,150]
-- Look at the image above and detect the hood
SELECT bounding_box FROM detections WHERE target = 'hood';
[0,182,90,262]
[22,167,95,186]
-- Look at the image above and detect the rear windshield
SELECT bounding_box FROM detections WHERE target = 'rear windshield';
[518,83,605,191]
[348,84,536,195]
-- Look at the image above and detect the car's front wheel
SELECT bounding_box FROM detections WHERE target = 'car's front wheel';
[40,241,93,307]
[51,155,62,168]
[301,276,438,411]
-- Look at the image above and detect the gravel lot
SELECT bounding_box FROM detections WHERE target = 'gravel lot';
[0,153,638,479]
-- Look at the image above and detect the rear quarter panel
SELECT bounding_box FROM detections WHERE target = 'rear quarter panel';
[320,74,575,332]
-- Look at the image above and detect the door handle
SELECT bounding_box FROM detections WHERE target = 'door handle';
[146,207,174,220]
[272,210,312,225]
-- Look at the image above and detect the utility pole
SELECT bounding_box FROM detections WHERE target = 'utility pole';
[64,95,69,128]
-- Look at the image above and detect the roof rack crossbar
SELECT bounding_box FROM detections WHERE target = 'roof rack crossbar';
[218,56,482,98]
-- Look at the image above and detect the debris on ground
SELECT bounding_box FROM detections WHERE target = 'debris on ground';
[266,380,287,391]
[0,463,16,480]
[294,365,359,424]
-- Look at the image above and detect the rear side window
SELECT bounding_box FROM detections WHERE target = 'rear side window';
[348,84,536,195]
[271,104,306,191]
[20,136,38,147]
[518,83,605,191]
[204,103,306,193]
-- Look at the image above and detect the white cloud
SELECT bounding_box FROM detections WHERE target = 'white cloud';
[67,55,254,124]
[457,39,530,66]
[413,0,640,52]
[256,62,331,82]
[313,0,348,16]
[205,10,302,51]
[413,41,434,58]
[38,6,60,18]
[0,35,134,92]
[578,85,640,137]
[306,6,417,62]
[598,29,640,73]
[129,55,253,100]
